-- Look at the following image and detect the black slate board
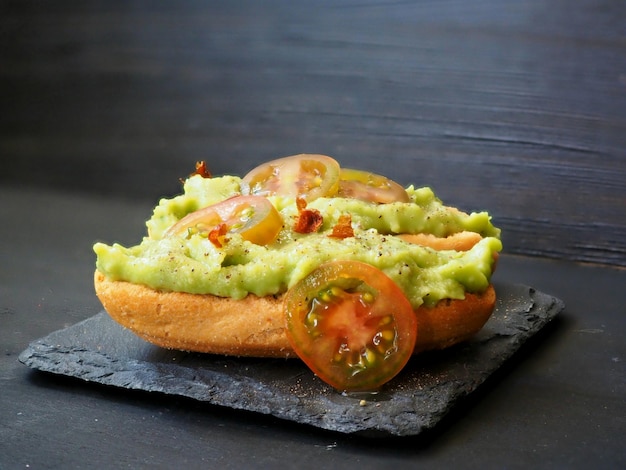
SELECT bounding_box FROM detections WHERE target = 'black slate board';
[19,283,563,436]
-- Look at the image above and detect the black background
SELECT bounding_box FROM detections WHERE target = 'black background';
[1,1,625,468]
[2,0,624,267]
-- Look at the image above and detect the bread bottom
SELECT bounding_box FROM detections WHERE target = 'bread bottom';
[94,270,496,358]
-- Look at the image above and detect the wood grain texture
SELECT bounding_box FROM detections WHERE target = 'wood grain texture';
[1,0,624,266]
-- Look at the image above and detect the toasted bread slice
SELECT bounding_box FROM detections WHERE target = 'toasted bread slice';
[94,270,495,358]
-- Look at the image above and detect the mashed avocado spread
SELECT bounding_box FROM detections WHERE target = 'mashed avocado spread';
[94,173,502,308]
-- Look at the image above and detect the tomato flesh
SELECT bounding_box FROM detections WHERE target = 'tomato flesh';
[338,168,409,203]
[242,154,340,202]
[163,195,282,246]
[284,260,417,392]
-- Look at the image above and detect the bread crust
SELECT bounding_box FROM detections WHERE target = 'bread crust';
[397,231,483,251]
[94,270,496,358]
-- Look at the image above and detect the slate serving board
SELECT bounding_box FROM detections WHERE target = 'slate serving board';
[19,283,563,437]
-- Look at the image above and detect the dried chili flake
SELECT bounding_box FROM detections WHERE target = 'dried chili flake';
[329,214,354,239]
[179,161,212,185]
[208,223,229,248]
[294,197,324,234]
[296,196,307,212]
[192,161,212,178]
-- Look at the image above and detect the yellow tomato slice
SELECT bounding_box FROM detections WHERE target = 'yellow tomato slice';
[163,195,282,246]
[242,154,341,202]
[338,168,409,203]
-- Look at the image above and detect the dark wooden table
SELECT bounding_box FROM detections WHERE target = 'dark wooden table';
[1,1,624,468]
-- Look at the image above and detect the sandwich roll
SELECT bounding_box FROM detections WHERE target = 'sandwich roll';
[94,154,502,391]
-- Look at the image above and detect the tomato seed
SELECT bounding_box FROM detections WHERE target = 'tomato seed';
[381,329,395,342]
[375,343,389,355]
[364,348,377,365]
[305,311,319,328]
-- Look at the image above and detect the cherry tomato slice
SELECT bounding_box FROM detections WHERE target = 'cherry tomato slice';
[242,154,340,202]
[163,195,282,246]
[284,260,417,392]
[338,168,409,203]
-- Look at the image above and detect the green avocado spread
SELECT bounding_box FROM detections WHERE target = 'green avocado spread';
[94,174,502,308]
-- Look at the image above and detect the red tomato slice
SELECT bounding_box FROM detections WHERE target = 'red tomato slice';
[338,168,409,203]
[284,260,417,392]
[242,154,340,202]
[163,195,282,246]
